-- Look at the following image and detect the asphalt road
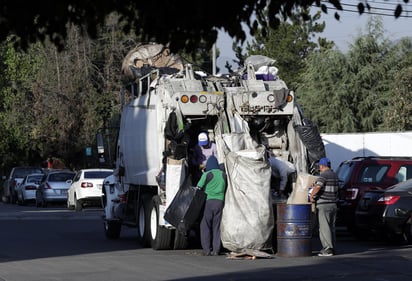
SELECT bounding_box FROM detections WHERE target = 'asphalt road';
[0,202,411,281]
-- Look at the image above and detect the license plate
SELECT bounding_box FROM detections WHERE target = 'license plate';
[61,190,68,195]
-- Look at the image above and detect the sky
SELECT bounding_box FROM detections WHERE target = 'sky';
[215,1,412,71]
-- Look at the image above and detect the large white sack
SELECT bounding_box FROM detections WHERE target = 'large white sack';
[221,145,274,252]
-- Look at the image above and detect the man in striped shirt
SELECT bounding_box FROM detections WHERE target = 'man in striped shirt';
[310,157,339,257]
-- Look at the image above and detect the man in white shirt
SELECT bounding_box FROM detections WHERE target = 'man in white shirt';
[268,153,296,199]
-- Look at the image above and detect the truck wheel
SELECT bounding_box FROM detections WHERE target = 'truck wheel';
[149,195,172,250]
[136,195,152,248]
[104,220,121,239]
[172,230,189,250]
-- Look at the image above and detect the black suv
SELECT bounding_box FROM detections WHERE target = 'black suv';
[336,156,412,233]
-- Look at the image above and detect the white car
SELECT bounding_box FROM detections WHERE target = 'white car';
[67,168,113,211]
[16,173,44,205]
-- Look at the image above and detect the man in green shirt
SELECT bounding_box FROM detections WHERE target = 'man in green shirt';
[197,155,227,256]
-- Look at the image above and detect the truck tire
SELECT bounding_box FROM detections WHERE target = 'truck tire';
[137,195,152,248]
[104,220,121,239]
[172,230,189,250]
[149,195,172,250]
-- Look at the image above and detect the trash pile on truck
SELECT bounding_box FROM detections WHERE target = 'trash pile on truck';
[100,43,325,255]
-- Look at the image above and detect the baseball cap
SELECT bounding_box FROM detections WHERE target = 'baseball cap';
[198,132,209,146]
[319,157,331,166]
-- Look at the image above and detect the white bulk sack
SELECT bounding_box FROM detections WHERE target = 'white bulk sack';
[216,113,274,252]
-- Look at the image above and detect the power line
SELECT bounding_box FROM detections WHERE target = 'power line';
[315,3,412,18]
[317,0,412,17]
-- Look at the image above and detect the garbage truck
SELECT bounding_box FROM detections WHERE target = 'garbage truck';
[100,43,324,251]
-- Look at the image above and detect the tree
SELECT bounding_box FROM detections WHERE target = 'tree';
[0,1,407,54]
[298,16,412,133]
[0,13,135,170]
[243,9,333,89]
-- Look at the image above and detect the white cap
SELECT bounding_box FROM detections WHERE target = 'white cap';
[198,132,208,146]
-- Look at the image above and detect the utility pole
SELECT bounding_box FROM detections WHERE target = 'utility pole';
[212,43,216,76]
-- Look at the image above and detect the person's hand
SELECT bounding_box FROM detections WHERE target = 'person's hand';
[199,164,205,171]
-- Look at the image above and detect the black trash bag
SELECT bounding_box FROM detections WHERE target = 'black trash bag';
[294,119,326,164]
[164,184,207,234]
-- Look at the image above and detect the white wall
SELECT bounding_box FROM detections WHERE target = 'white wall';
[321,131,412,171]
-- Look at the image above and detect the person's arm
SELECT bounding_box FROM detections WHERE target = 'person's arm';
[310,184,321,203]
[278,166,288,191]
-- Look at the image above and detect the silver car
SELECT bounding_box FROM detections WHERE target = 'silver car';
[36,170,75,207]
[16,173,44,205]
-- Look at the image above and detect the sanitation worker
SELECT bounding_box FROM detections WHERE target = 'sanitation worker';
[310,157,339,256]
[197,155,227,256]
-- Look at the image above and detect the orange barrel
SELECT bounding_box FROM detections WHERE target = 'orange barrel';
[276,203,312,257]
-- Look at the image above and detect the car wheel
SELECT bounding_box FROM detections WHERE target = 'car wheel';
[74,195,82,212]
[20,195,26,206]
[404,222,412,244]
[67,198,74,210]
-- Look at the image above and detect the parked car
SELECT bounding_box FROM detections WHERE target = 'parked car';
[355,178,412,244]
[67,168,113,211]
[336,156,412,233]
[2,166,44,203]
[16,173,44,205]
[36,170,75,207]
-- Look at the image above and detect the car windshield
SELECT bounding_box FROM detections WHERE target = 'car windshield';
[14,168,43,178]
[49,173,75,182]
[84,171,113,179]
[28,175,43,183]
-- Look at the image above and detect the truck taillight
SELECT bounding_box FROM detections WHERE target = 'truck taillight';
[180,94,207,103]
[81,182,93,188]
[345,188,358,200]
[190,95,198,103]
[181,95,189,103]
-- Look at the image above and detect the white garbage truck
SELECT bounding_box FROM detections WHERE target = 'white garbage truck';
[100,43,324,251]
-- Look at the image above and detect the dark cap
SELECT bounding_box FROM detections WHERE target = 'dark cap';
[319,157,331,166]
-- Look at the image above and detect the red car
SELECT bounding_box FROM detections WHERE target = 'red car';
[336,156,412,235]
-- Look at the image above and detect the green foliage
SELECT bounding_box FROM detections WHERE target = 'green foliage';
[0,13,130,170]
[298,16,412,133]
[0,1,407,56]
[243,10,333,89]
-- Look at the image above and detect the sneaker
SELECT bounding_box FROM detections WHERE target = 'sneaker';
[318,248,334,257]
